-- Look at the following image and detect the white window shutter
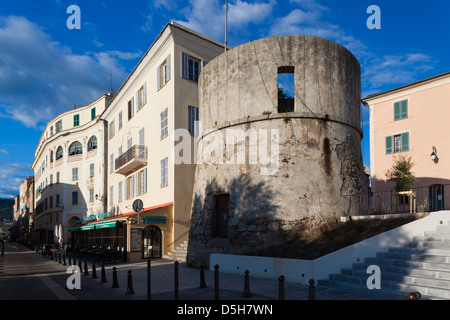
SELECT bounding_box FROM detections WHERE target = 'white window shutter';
[157,65,161,91]
[136,90,140,112]
[143,168,147,193]
[166,54,171,82]
[124,178,128,200]
[143,82,147,105]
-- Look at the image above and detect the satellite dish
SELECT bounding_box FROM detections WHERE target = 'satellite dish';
[132,199,143,213]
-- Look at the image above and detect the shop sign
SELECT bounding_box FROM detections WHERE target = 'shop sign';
[143,216,166,224]
[98,212,111,220]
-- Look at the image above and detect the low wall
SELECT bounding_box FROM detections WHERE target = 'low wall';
[210,211,450,283]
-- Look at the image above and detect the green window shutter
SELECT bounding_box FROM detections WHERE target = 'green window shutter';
[400,100,408,119]
[401,132,409,151]
[394,102,400,121]
[394,100,408,120]
[385,136,393,154]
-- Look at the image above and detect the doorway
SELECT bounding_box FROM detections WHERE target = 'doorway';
[142,225,162,259]
[429,184,444,212]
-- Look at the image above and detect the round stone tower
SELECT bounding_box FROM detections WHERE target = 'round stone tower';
[187,35,367,267]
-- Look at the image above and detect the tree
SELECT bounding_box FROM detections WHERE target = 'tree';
[385,156,415,192]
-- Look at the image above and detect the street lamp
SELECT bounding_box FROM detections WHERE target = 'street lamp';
[430,146,437,161]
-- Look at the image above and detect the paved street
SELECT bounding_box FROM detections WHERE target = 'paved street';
[0,242,385,301]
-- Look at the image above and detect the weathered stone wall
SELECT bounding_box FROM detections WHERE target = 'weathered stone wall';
[187,35,367,268]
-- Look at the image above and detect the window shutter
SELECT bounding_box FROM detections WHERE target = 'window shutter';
[136,90,140,112]
[157,65,161,91]
[394,102,400,121]
[124,178,128,200]
[401,132,409,151]
[135,172,140,196]
[130,175,134,198]
[166,54,171,82]
[181,52,189,79]
[143,82,147,105]
[143,168,147,193]
[139,127,145,146]
[385,136,393,154]
[401,100,408,119]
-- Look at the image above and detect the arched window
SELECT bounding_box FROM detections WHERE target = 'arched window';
[69,141,83,156]
[87,136,98,152]
[56,146,63,160]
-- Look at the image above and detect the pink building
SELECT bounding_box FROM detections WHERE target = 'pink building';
[362,71,450,213]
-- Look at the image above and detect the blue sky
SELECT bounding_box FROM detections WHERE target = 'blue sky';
[0,0,448,198]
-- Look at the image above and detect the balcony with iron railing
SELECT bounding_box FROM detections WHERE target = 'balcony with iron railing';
[114,145,148,175]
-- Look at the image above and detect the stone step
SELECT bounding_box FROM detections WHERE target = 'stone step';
[319,220,450,300]
[317,279,407,300]
[327,272,450,299]
[163,240,188,261]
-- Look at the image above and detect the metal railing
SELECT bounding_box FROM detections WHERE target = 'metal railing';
[115,145,148,171]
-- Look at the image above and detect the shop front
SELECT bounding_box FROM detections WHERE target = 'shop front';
[69,220,125,251]
[127,203,173,262]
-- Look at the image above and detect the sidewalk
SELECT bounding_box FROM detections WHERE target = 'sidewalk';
[2,242,386,300]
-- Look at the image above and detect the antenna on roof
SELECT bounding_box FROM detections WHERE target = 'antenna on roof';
[107,69,114,94]
[224,0,228,53]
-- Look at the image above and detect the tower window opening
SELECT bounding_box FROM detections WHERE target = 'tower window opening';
[277,66,295,113]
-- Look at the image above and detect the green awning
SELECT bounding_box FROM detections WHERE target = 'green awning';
[81,224,95,231]
[68,226,81,232]
[95,221,118,229]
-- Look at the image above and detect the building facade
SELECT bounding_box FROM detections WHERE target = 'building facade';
[31,94,111,246]
[362,71,450,213]
[100,22,225,262]
[19,176,34,244]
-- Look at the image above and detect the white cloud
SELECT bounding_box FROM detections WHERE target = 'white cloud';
[269,1,436,91]
[0,16,139,128]
[362,53,435,89]
[173,0,274,43]
[269,2,366,56]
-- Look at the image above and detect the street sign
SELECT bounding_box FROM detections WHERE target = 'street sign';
[132,199,144,213]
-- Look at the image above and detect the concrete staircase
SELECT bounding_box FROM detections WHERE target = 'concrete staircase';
[164,240,188,262]
[318,221,450,299]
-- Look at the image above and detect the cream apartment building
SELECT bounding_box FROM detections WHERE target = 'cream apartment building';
[362,71,450,213]
[100,22,226,262]
[31,94,112,246]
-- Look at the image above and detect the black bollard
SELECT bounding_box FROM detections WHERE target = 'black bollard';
[63,255,66,266]
[174,261,179,300]
[92,263,97,279]
[1,241,4,257]
[101,265,107,283]
[68,256,72,266]
[84,260,89,276]
[242,270,252,297]
[199,267,207,288]
[126,270,134,294]
[112,267,119,288]
[278,276,285,300]
[309,279,315,300]
[147,260,151,300]
[214,264,219,300]
[78,259,83,273]
[58,253,62,263]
